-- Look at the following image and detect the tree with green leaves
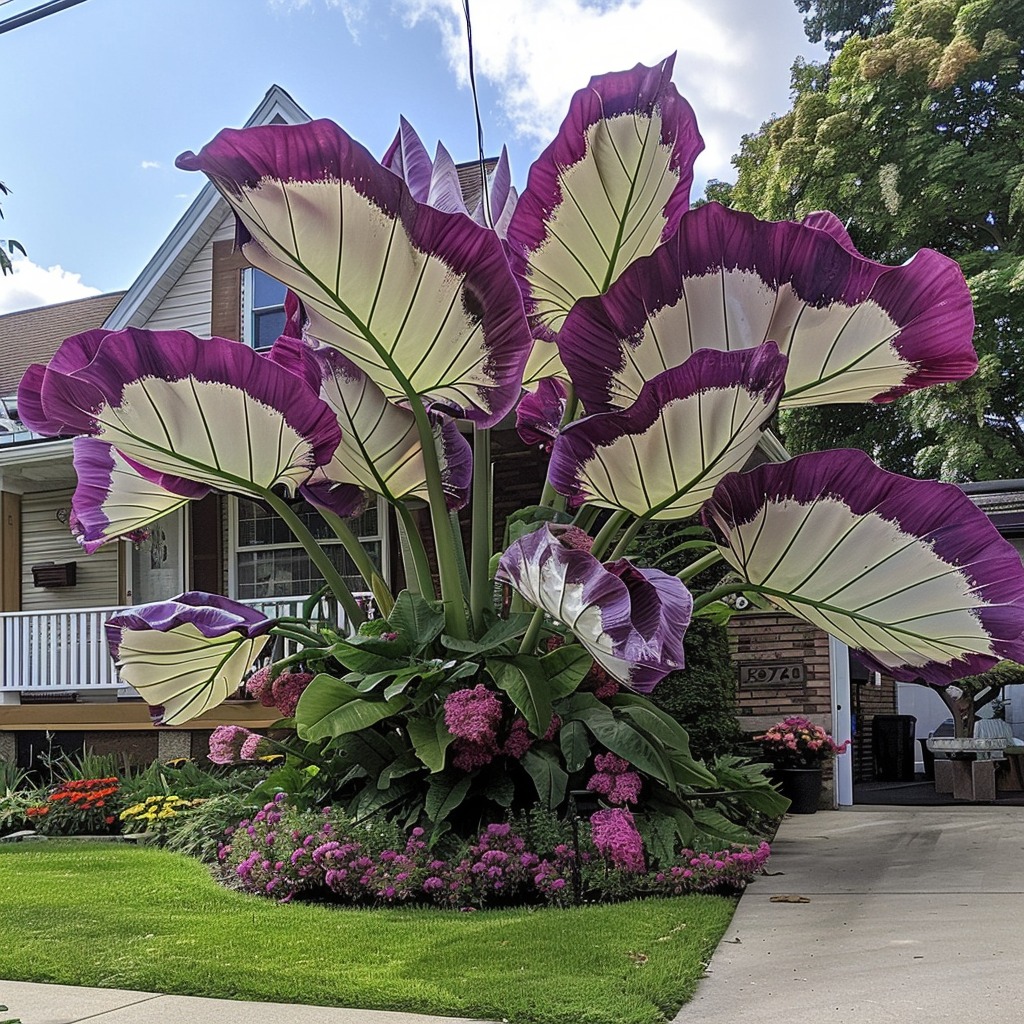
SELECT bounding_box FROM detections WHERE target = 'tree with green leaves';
[727,0,1024,481]
[0,180,25,275]
[796,0,895,51]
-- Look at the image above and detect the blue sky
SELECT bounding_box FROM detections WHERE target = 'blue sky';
[0,0,824,312]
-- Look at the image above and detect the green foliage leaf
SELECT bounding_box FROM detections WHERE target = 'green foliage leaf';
[441,614,535,654]
[406,715,456,774]
[377,752,423,790]
[487,656,553,738]
[424,771,472,825]
[503,505,572,547]
[387,591,446,651]
[539,645,593,698]
[559,720,591,773]
[521,746,569,810]
[295,673,407,742]
[691,806,760,846]
[483,772,516,809]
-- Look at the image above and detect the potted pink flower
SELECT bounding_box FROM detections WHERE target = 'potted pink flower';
[755,716,849,813]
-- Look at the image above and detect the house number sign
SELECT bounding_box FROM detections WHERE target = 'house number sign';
[739,662,806,687]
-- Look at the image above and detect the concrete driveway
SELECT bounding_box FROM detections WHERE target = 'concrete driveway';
[680,807,1024,1023]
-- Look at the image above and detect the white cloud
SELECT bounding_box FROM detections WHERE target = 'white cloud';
[397,0,818,186]
[267,0,369,41]
[0,258,100,315]
[141,160,161,170]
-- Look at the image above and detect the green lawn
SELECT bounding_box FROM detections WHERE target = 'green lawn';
[0,842,736,1024]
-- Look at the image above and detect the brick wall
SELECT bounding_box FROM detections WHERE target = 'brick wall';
[729,611,833,735]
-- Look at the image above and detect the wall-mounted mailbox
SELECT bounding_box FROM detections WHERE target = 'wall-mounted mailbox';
[31,561,77,588]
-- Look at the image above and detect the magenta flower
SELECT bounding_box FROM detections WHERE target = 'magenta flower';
[444,685,504,744]
[590,807,645,872]
[208,725,257,765]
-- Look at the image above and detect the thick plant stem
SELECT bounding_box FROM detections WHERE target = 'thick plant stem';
[692,582,745,612]
[470,426,493,634]
[518,605,547,655]
[262,490,365,629]
[408,400,470,639]
[396,502,436,600]
[538,385,579,510]
[677,550,725,582]
[590,510,631,561]
[318,507,395,618]
[608,518,644,561]
[572,505,601,533]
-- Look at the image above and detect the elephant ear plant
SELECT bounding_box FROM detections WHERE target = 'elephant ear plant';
[20,56,1024,855]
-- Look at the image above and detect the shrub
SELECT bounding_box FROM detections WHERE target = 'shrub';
[651,616,741,761]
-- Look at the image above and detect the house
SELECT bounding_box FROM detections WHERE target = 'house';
[0,87,341,769]
[0,85,518,773]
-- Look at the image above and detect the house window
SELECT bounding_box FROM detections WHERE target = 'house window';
[243,268,287,350]
[233,496,384,600]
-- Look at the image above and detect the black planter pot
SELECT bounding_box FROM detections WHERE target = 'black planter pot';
[777,767,823,814]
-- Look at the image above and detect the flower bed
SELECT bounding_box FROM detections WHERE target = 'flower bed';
[217,795,770,908]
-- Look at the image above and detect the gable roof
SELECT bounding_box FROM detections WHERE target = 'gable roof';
[0,290,125,395]
[104,85,311,332]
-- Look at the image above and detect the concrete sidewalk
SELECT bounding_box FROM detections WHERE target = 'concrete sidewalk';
[0,981,490,1024]
[680,806,1024,1023]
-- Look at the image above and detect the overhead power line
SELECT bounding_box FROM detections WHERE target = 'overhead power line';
[0,0,91,36]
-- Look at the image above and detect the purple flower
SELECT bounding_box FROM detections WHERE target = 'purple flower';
[208,725,257,765]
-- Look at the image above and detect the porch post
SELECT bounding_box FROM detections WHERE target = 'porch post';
[829,635,853,806]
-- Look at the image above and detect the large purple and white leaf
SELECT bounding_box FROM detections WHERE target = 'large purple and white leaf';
[549,345,787,518]
[702,450,1024,685]
[177,122,532,427]
[559,203,976,412]
[106,593,274,726]
[272,339,472,513]
[496,524,693,692]
[71,438,209,553]
[507,56,703,337]
[17,328,341,498]
[382,118,518,235]
[516,376,568,451]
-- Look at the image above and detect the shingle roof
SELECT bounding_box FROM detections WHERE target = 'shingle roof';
[0,291,125,395]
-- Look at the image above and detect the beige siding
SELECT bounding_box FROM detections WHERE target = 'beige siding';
[21,489,119,610]
[141,216,235,335]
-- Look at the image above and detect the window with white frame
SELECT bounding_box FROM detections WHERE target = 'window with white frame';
[233,496,385,600]
[243,267,287,350]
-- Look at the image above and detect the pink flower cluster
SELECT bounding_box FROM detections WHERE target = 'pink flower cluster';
[219,801,771,907]
[445,685,561,770]
[246,666,314,719]
[647,842,772,895]
[755,715,849,768]
[445,684,503,742]
[208,725,257,764]
[587,752,642,806]
[589,807,646,872]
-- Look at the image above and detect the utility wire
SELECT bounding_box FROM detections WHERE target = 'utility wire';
[0,0,91,36]
[462,0,491,228]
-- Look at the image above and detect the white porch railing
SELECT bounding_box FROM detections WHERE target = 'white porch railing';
[0,594,371,694]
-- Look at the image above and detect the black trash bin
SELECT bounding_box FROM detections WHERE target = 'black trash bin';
[873,714,917,781]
